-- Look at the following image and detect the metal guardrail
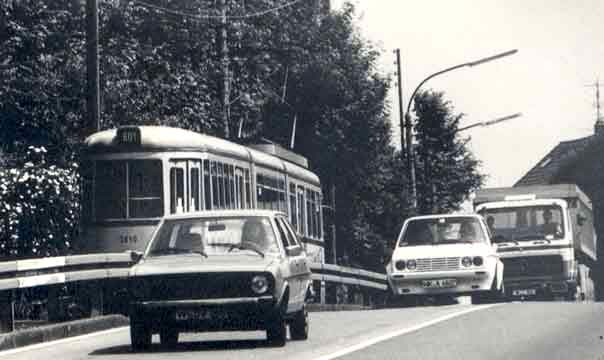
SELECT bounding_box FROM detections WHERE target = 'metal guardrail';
[0,253,388,333]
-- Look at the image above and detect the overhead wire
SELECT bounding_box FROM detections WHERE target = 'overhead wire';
[132,0,305,20]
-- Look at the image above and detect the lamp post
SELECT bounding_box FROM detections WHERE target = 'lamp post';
[404,49,518,211]
[457,112,522,133]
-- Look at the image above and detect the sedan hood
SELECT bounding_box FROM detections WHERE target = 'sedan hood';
[131,254,278,277]
[392,243,493,260]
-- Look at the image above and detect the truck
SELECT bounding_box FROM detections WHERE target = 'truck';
[473,183,597,301]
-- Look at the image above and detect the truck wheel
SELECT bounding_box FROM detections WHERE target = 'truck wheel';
[130,316,152,351]
[289,306,308,340]
[159,327,178,348]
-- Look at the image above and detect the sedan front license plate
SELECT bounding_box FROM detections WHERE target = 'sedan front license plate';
[512,289,536,296]
[422,279,456,288]
[175,310,212,321]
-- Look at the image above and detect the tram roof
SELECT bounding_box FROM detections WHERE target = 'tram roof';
[84,126,320,186]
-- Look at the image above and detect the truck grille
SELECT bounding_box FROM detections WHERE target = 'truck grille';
[416,257,460,272]
[503,255,564,278]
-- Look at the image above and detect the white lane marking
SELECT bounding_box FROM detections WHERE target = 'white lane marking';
[0,326,129,356]
[313,304,499,360]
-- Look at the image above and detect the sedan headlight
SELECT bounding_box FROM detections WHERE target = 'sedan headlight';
[251,275,269,294]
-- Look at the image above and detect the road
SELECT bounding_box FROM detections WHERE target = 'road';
[2,302,604,360]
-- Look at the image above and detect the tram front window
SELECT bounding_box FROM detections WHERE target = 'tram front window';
[95,160,163,220]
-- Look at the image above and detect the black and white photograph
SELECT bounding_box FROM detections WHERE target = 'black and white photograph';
[0,0,603,359]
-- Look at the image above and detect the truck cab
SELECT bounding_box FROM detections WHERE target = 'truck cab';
[474,184,597,301]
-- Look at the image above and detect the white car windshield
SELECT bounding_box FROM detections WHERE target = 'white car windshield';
[399,217,487,246]
[148,216,279,257]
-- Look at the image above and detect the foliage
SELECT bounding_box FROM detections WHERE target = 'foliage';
[412,90,484,214]
[0,0,86,163]
[0,146,80,260]
[2,1,488,271]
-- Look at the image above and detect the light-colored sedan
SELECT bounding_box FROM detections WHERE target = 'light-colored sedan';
[387,214,504,304]
[127,210,311,350]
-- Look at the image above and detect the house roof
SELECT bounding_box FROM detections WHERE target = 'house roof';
[515,135,594,186]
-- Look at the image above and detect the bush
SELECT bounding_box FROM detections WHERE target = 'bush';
[0,146,80,260]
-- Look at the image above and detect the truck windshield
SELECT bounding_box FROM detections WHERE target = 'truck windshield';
[399,217,487,247]
[480,205,565,243]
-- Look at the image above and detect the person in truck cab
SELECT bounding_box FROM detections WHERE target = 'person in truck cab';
[541,209,562,237]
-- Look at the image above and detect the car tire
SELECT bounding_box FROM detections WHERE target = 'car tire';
[289,306,308,340]
[159,327,178,348]
[266,313,287,346]
[130,316,152,351]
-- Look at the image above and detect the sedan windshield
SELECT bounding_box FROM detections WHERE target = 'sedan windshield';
[148,216,279,257]
[399,217,487,247]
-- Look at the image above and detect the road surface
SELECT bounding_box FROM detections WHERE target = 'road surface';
[2,302,604,360]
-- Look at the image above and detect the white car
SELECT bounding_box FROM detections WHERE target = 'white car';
[387,214,504,304]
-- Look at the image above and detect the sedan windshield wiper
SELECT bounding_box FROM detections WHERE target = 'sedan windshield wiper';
[150,247,208,258]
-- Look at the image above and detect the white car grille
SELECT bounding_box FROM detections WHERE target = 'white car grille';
[415,257,460,272]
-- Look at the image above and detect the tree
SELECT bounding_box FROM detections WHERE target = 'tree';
[413,90,484,214]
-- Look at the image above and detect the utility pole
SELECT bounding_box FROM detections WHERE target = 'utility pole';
[394,49,405,153]
[86,0,100,134]
[219,0,230,139]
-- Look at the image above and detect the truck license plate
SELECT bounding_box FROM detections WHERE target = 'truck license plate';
[422,279,456,288]
[512,289,536,296]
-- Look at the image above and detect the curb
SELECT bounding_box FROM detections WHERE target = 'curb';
[0,304,373,351]
[0,315,128,352]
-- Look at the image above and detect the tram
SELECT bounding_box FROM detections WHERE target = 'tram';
[80,126,325,263]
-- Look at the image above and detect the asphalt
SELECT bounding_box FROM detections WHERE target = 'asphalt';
[0,304,370,351]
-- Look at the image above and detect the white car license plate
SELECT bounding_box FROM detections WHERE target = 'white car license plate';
[512,289,536,296]
[175,310,212,321]
[422,279,456,288]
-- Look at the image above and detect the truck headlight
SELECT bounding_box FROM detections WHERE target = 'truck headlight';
[251,275,269,294]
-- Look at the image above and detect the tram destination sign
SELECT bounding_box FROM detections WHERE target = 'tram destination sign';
[116,126,142,146]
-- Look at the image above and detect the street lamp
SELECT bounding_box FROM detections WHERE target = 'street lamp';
[404,49,518,211]
[457,112,522,132]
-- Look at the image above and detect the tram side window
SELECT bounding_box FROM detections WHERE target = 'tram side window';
[129,160,163,218]
[297,186,306,237]
[211,162,219,209]
[244,169,251,208]
[307,189,315,238]
[289,183,298,231]
[204,160,211,210]
[257,173,286,210]
[190,167,200,211]
[170,168,185,213]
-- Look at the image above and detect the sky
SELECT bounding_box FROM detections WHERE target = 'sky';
[331,0,604,188]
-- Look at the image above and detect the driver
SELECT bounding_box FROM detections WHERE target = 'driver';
[241,218,277,253]
[542,209,562,236]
